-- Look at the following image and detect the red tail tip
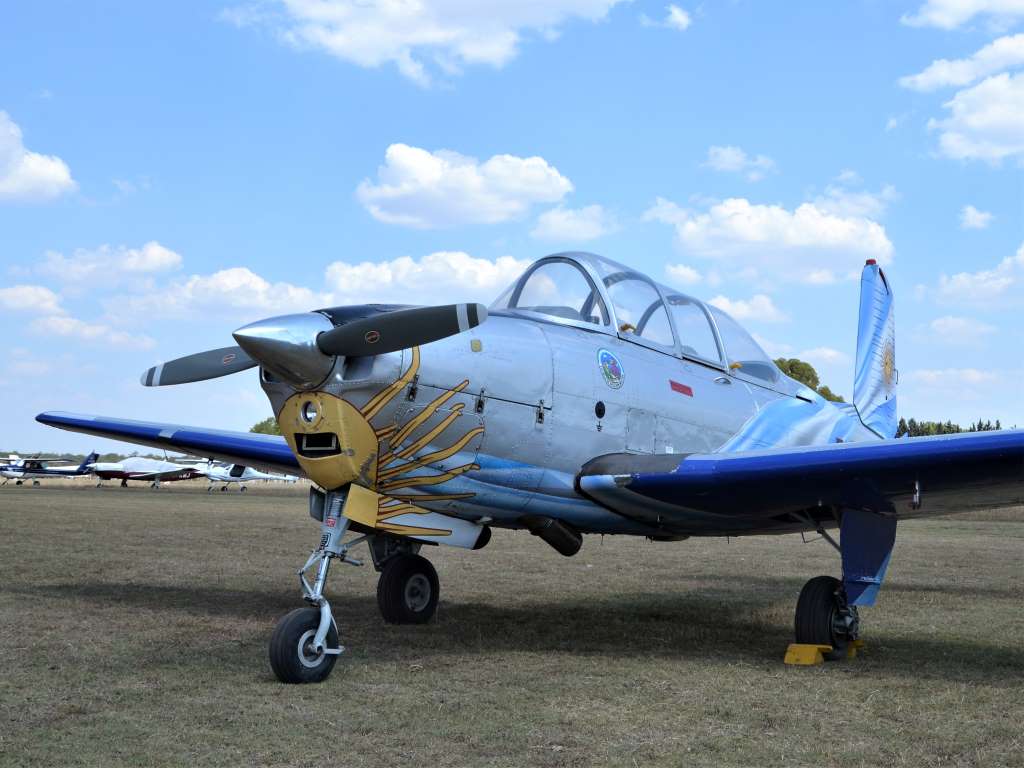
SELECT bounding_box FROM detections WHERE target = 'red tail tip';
[865,259,877,266]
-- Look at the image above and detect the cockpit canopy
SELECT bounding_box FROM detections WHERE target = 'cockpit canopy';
[491,252,781,385]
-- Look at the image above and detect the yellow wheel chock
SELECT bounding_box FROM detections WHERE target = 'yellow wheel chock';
[784,639,865,666]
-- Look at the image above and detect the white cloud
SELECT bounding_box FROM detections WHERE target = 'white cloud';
[665,5,692,30]
[960,204,994,228]
[886,113,910,131]
[907,367,997,386]
[112,252,528,323]
[357,144,573,228]
[117,267,329,320]
[30,315,155,349]
[799,346,850,366]
[901,0,1024,29]
[644,196,893,284]
[814,181,899,219]
[0,285,64,315]
[900,34,1024,91]
[708,294,787,323]
[0,111,75,202]
[936,241,1024,303]
[325,251,529,304]
[928,72,1024,162]
[224,0,626,86]
[665,263,702,286]
[531,205,616,241]
[928,315,997,342]
[703,145,775,181]
[37,241,183,287]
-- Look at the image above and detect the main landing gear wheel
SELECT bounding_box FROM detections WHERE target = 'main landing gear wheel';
[269,607,339,684]
[377,554,439,624]
[795,575,859,660]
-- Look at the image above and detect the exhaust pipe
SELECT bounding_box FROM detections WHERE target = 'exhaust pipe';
[520,515,582,557]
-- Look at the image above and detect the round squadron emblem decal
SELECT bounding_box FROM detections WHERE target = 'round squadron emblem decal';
[598,348,624,389]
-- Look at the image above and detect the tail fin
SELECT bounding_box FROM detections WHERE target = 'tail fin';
[854,260,896,438]
[78,451,99,472]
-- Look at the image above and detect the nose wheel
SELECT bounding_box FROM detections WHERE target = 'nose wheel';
[269,607,340,684]
[377,554,439,624]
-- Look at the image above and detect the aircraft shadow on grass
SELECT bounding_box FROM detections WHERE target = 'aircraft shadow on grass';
[14,580,1022,684]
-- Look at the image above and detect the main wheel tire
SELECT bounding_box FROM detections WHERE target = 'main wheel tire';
[377,554,439,625]
[269,607,339,684]
[795,575,849,660]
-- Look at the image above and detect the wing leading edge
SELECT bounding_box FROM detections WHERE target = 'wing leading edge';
[36,412,301,477]
[578,430,1024,535]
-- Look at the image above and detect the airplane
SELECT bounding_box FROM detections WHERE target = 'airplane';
[90,456,207,488]
[36,251,1023,684]
[1,452,99,485]
[201,461,298,492]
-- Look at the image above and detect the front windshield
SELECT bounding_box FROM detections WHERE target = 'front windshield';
[492,259,608,325]
[709,307,779,383]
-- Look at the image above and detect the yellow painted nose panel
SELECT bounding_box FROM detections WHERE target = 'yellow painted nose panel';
[279,391,379,490]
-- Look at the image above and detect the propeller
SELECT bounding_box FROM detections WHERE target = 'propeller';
[140,346,256,387]
[316,303,487,357]
[140,302,488,389]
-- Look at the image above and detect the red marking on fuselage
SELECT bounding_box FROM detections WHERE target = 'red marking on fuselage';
[669,380,694,397]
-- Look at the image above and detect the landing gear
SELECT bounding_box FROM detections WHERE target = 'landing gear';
[794,575,859,660]
[15,479,23,486]
[269,488,442,683]
[120,479,128,488]
[377,554,439,624]
[240,485,247,493]
[269,607,339,684]
[32,480,40,487]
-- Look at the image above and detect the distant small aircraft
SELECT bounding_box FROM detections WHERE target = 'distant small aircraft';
[90,456,206,488]
[1,452,98,485]
[201,461,298,492]
[38,252,1024,684]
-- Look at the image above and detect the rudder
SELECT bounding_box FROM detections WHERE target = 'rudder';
[854,260,896,438]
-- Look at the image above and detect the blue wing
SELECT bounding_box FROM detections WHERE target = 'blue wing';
[578,430,1024,536]
[36,412,301,477]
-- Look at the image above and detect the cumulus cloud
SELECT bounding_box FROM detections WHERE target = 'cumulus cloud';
[0,284,64,315]
[38,241,183,285]
[927,72,1024,163]
[708,294,787,323]
[813,178,899,219]
[0,111,75,202]
[907,367,997,386]
[665,264,702,286]
[927,315,997,342]
[936,241,1023,303]
[644,196,893,284]
[115,267,329,321]
[30,315,154,349]
[357,144,572,228]
[703,145,775,181]
[799,346,850,365]
[325,251,529,305]
[223,0,625,85]
[960,204,994,228]
[901,0,1024,29]
[900,34,1024,91]
[530,205,616,241]
[664,5,692,30]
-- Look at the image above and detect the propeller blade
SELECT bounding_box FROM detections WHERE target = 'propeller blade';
[316,303,487,357]
[140,346,257,387]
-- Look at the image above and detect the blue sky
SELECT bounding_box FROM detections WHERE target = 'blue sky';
[1,0,1022,453]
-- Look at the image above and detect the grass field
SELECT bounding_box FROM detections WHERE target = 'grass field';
[1,482,1022,767]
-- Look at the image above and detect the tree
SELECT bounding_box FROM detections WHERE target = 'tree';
[250,417,281,435]
[774,358,845,402]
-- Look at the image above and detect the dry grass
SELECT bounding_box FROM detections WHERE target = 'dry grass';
[1,482,1022,767]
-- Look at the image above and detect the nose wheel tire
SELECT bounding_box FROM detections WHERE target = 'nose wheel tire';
[269,607,339,684]
[377,553,439,624]
[795,575,858,660]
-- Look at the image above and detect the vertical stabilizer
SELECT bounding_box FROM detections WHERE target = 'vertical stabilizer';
[854,260,896,438]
